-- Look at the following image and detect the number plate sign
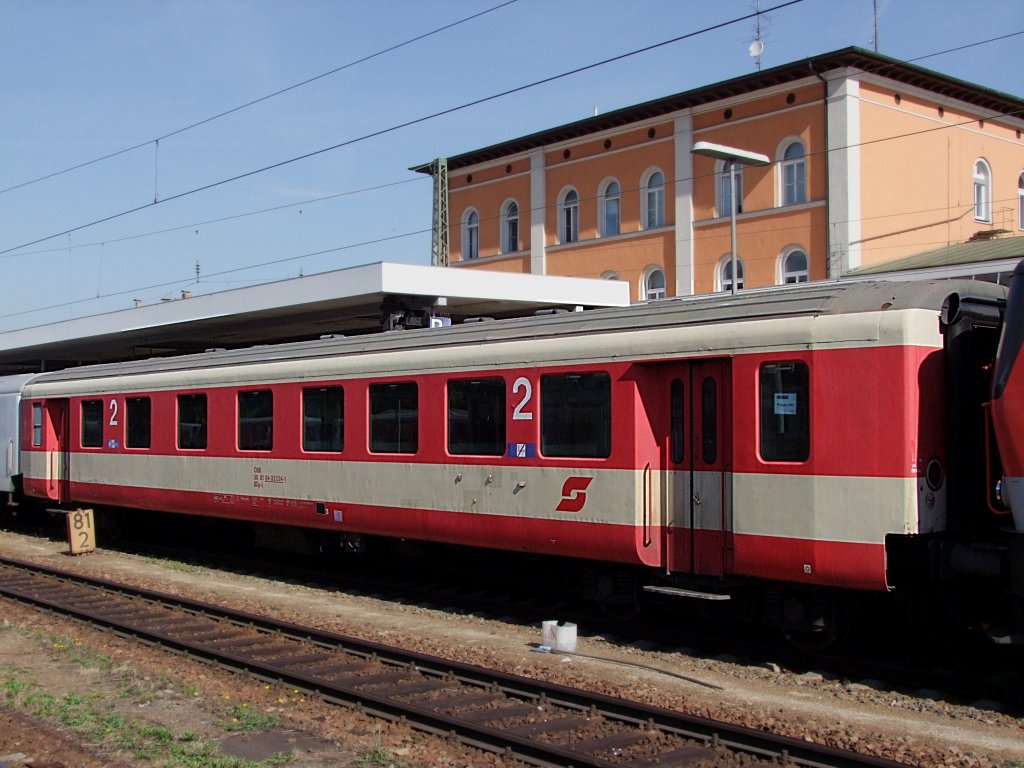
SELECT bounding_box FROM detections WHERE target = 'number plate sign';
[67,508,96,555]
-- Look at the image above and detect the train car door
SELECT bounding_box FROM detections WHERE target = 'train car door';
[662,361,732,576]
[44,399,70,503]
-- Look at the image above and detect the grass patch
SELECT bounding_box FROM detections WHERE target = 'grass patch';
[224,702,279,732]
[118,671,158,706]
[48,633,113,670]
[356,731,405,767]
[146,557,201,574]
[3,668,286,767]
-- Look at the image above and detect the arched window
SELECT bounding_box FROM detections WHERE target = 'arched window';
[719,256,744,292]
[1018,172,1024,231]
[600,180,620,236]
[780,140,806,205]
[718,160,744,216]
[501,200,519,253]
[644,171,665,229]
[561,188,579,244]
[462,209,479,260]
[644,267,666,300]
[974,159,992,223]
[780,249,809,284]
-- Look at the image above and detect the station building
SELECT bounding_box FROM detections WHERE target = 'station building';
[415,47,1024,301]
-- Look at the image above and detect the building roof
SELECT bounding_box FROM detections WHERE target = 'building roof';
[846,235,1024,280]
[413,46,1024,173]
[0,262,629,374]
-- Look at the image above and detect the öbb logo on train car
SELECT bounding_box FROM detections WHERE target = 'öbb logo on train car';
[556,476,593,513]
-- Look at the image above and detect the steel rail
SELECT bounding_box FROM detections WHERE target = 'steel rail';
[0,555,909,768]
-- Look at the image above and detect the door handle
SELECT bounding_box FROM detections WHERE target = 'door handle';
[693,493,703,505]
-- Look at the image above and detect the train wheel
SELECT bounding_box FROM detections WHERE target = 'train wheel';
[774,589,857,650]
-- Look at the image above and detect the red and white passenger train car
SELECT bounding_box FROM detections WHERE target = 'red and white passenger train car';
[16,269,1024,638]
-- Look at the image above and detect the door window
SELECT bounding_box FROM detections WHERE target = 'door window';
[700,376,717,464]
[81,400,103,448]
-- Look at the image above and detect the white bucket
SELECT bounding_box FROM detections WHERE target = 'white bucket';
[553,622,577,653]
[541,620,558,647]
[541,620,577,653]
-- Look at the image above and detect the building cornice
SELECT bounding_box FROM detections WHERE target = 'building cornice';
[412,47,1024,175]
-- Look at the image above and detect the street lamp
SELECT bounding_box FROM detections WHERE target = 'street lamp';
[691,141,771,295]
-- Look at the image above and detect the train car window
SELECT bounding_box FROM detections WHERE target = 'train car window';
[670,379,685,463]
[81,400,102,448]
[126,397,151,449]
[238,390,273,451]
[178,394,207,450]
[759,362,810,462]
[540,372,611,458]
[448,378,505,455]
[370,382,418,454]
[701,377,717,464]
[303,387,344,452]
[32,403,43,446]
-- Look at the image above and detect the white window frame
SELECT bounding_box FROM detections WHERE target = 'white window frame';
[779,247,809,284]
[777,138,807,206]
[643,266,667,300]
[717,254,745,292]
[461,208,480,260]
[973,159,992,224]
[642,168,665,229]
[1018,172,1024,231]
[716,160,744,217]
[501,199,520,254]
[599,178,620,237]
[559,187,580,244]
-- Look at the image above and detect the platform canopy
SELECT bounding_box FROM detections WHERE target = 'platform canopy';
[0,262,630,374]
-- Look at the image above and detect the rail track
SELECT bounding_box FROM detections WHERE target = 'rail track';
[0,554,910,768]
[6,509,1021,716]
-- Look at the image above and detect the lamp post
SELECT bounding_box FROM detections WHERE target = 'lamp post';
[691,141,770,295]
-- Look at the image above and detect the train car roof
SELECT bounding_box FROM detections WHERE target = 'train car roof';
[29,278,1007,385]
[0,373,39,395]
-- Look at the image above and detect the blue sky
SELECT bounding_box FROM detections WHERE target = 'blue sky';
[1,0,1021,330]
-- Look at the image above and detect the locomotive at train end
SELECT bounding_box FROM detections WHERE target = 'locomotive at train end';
[2,262,1024,645]
[993,260,1024,530]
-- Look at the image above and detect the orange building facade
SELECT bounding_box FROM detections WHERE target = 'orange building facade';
[417,48,1024,301]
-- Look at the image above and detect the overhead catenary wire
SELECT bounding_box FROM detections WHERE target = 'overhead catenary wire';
[5,17,1020,267]
[16,55,1021,269]
[5,177,426,259]
[0,0,520,199]
[0,0,806,259]
[7,58,1022,314]
[5,177,1019,327]
[4,20,1023,322]
[0,227,431,324]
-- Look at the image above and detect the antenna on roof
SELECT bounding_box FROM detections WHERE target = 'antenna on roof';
[872,0,879,52]
[749,0,765,71]
[748,39,764,69]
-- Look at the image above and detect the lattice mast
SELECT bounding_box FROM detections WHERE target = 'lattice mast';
[430,157,450,267]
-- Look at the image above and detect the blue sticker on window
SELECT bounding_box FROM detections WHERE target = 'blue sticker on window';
[107,439,120,449]
[507,442,536,459]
